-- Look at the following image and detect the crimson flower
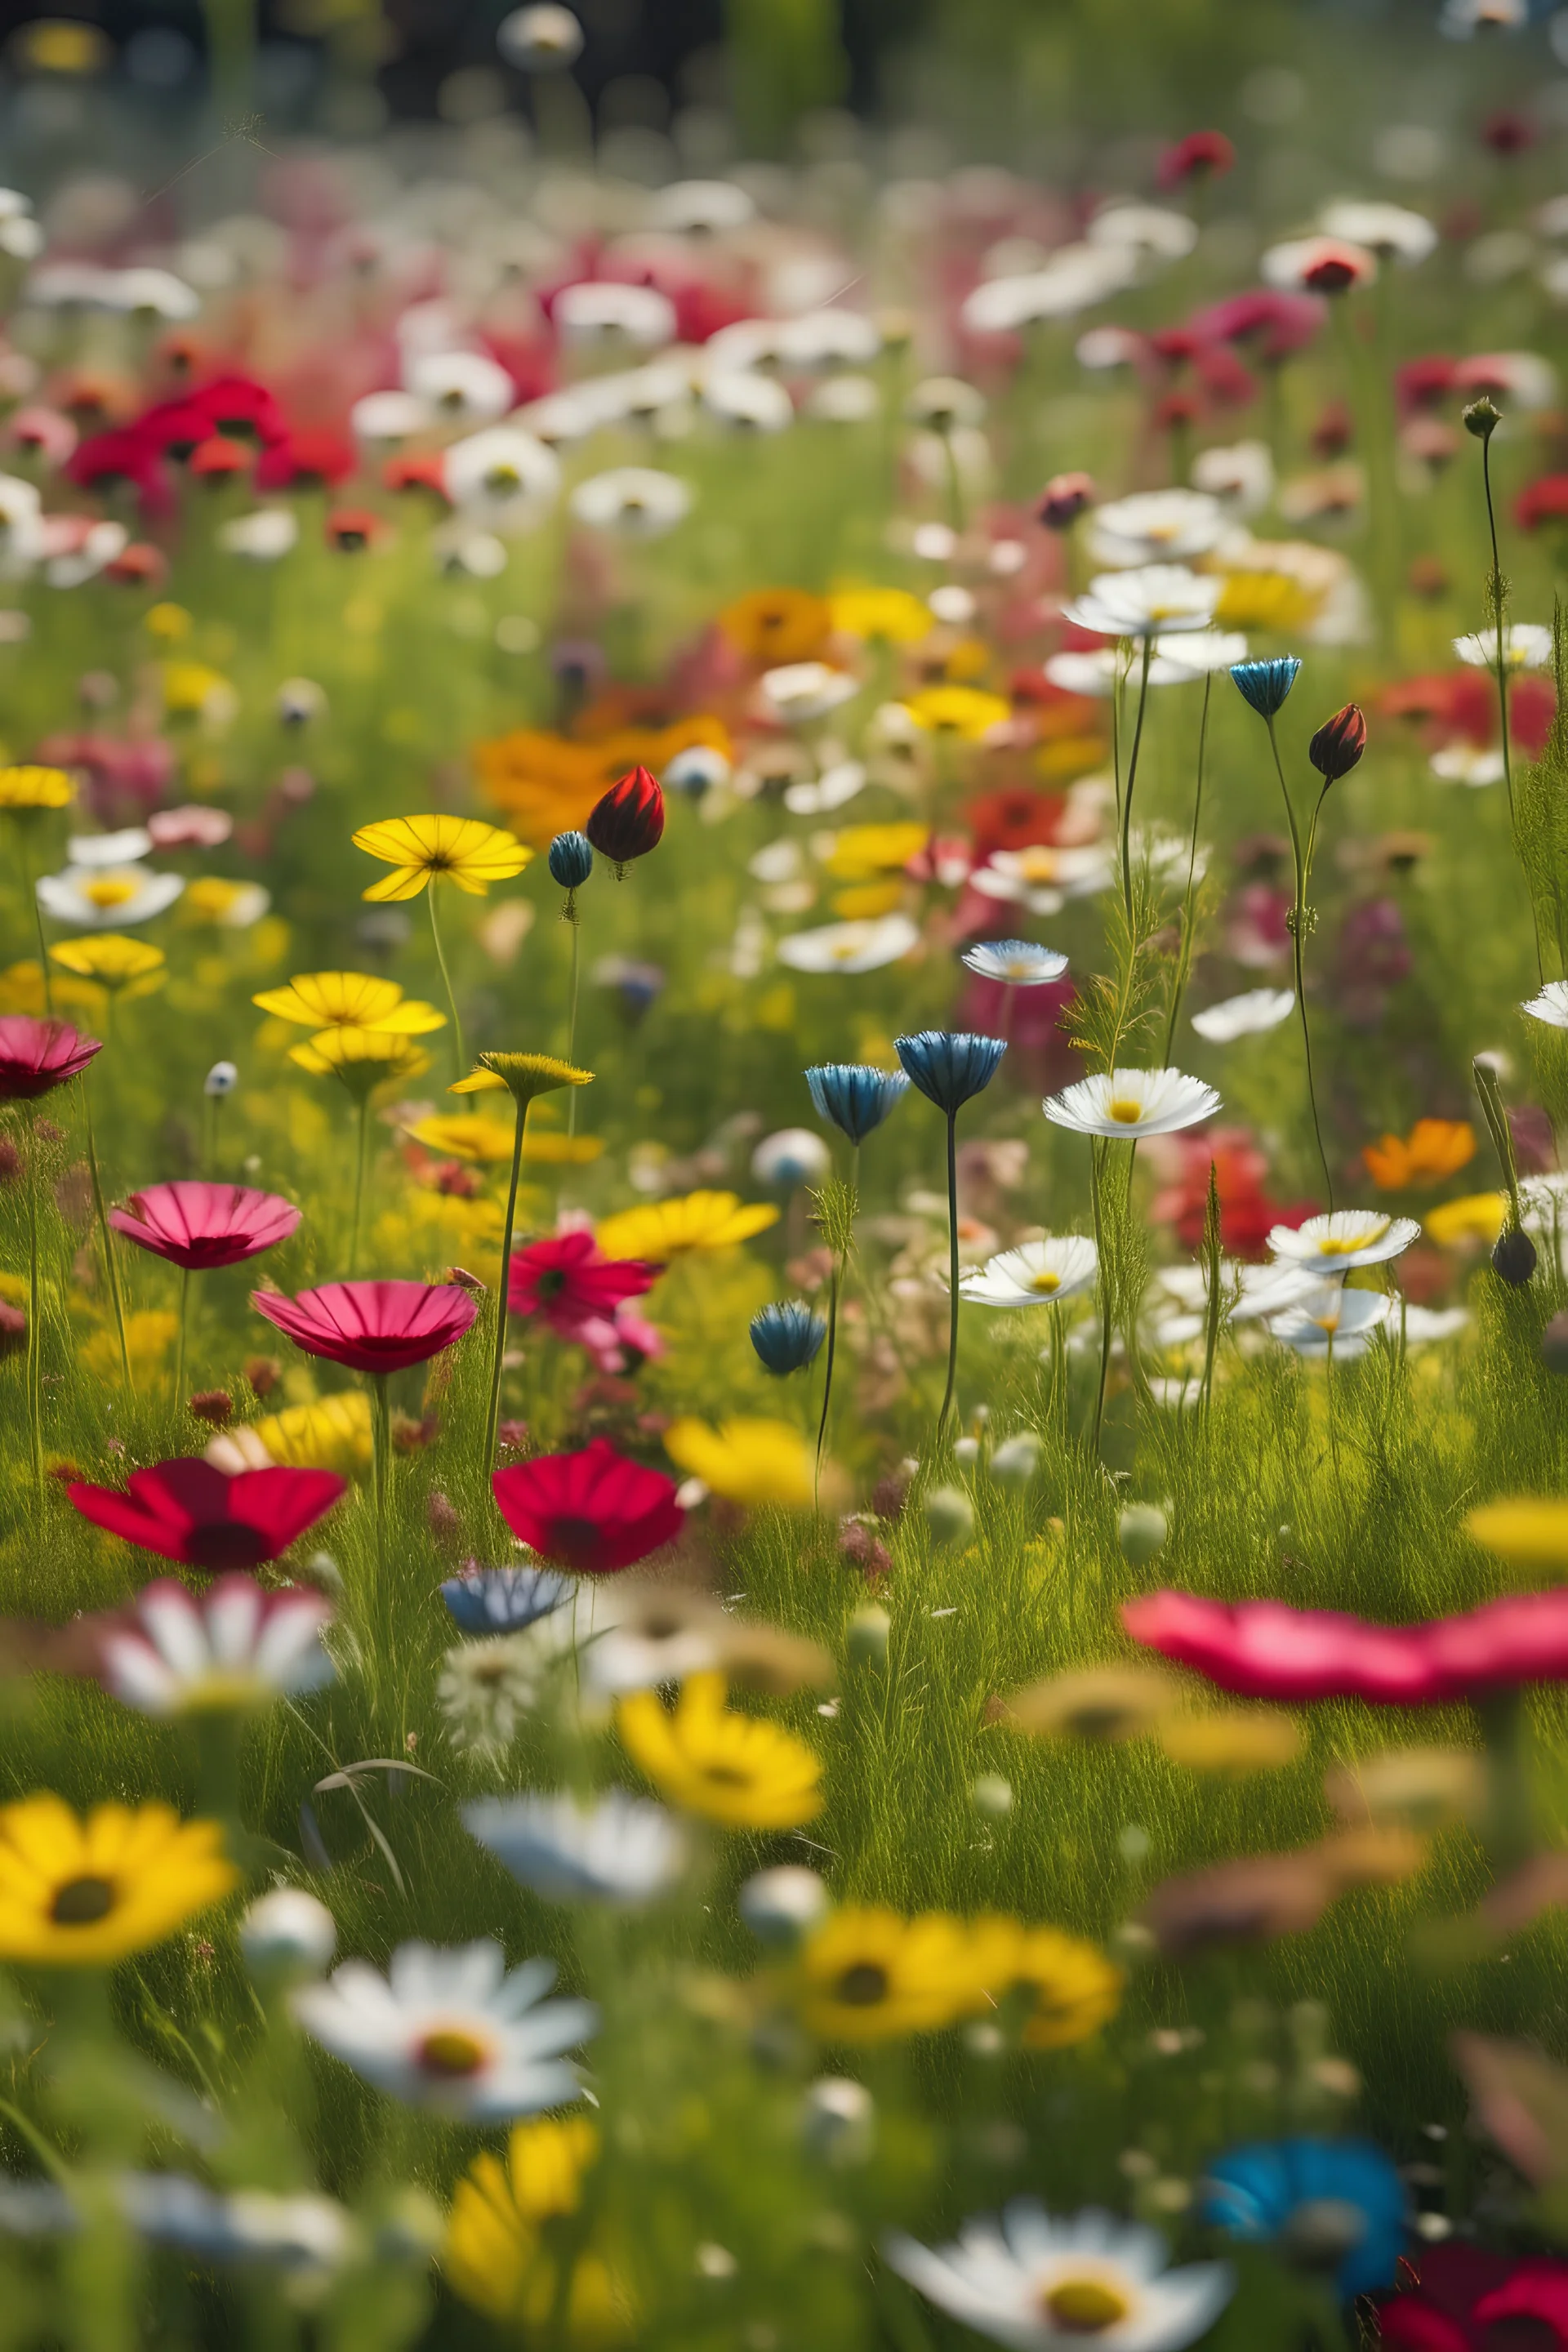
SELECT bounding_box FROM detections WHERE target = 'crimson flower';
[109,1181,301,1271]
[1517,474,1568,532]
[1187,289,1325,364]
[1308,702,1366,782]
[1121,1586,1568,1707]
[255,428,356,491]
[188,373,287,446]
[65,426,172,515]
[1157,129,1236,186]
[1378,2243,1568,2349]
[66,1458,345,1571]
[0,1017,102,1102]
[492,1438,684,1574]
[507,1232,656,1335]
[585,765,665,870]
[251,1279,479,1374]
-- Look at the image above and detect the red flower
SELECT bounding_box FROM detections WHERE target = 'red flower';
[251,1280,479,1374]
[188,373,287,446]
[585,765,665,869]
[255,429,357,492]
[188,435,251,480]
[1308,703,1367,782]
[1379,2243,1568,2349]
[1517,474,1568,531]
[1395,355,1459,416]
[66,1458,345,1571]
[492,1437,684,1574]
[0,1017,102,1102]
[109,1182,301,1272]
[508,1231,656,1334]
[1157,129,1236,186]
[1035,471,1094,529]
[65,426,172,515]
[1121,1585,1568,1707]
[963,785,1069,859]
[1188,289,1325,363]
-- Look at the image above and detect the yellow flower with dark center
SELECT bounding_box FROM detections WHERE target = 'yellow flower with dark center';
[145,602,193,643]
[352,814,532,902]
[901,686,1011,739]
[827,586,933,644]
[717,586,832,664]
[796,1906,982,2042]
[163,661,232,717]
[0,1794,236,1966]
[823,822,931,881]
[49,933,166,999]
[180,877,270,929]
[445,2118,629,2338]
[662,1417,814,1508]
[970,1917,1125,2051]
[0,962,98,1018]
[252,1391,373,1476]
[595,1190,778,1263]
[289,1025,430,1095]
[450,1053,594,1106]
[408,1112,519,1164]
[617,1672,822,1829]
[255,973,447,1035]
[0,765,73,813]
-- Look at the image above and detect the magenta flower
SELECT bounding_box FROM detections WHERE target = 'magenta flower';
[66,1459,345,1571]
[109,1181,301,1272]
[252,1279,479,1375]
[0,1016,102,1102]
[507,1232,657,1336]
[492,1438,684,1574]
[1121,1586,1568,1707]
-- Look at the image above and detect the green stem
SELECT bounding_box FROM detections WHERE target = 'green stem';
[1482,430,1545,983]
[938,1111,960,1441]
[349,1095,370,1278]
[20,832,51,1017]
[24,1107,42,1512]
[1264,715,1334,1210]
[173,1265,190,1412]
[369,1372,390,1582]
[565,910,582,1139]
[1118,632,1155,927]
[815,1261,839,1481]
[427,880,465,1083]
[1162,669,1212,1064]
[484,1097,529,1468]
[1089,1138,1112,1456]
[81,1086,129,1392]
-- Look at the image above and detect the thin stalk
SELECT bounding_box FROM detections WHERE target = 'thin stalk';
[81,1085,129,1391]
[483,1095,530,1468]
[1089,1138,1113,1454]
[349,1095,370,1277]
[938,1111,961,1441]
[19,831,51,1016]
[426,880,465,1083]
[173,1265,190,1412]
[815,1262,839,1485]
[370,1372,390,1580]
[24,1107,42,1511]
[1481,428,1546,983]
[1263,714,1334,1209]
[1048,1305,1067,1445]
[564,908,582,1139]
[1118,632,1156,926]
[1162,670,1212,1064]
[939,427,965,536]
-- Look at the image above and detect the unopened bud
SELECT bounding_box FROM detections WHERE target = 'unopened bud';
[1543,1310,1568,1374]
[924,1485,974,1548]
[1463,395,1500,439]
[739,1866,830,1949]
[972,1774,1013,1817]
[845,1602,891,1668]
[204,1060,238,1098]
[1492,1226,1538,1285]
[239,1887,336,1982]
[802,2077,875,2165]
[1118,1503,1169,1565]
[1307,703,1366,783]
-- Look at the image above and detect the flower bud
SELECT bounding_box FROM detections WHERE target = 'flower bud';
[1307,703,1366,782]
[1036,470,1094,529]
[989,1431,1040,1485]
[846,1601,891,1668]
[1118,1503,1169,1566]
[1492,1225,1538,1285]
[239,1887,336,1981]
[739,1865,831,1949]
[1463,395,1500,439]
[585,764,665,872]
[802,2076,875,2165]
[924,1484,974,1548]
[204,1060,238,1098]
[750,1299,827,1376]
[547,830,593,891]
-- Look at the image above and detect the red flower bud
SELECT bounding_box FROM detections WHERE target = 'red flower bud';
[1308,703,1366,782]
[1035,470,1094,530]
[586,765,666,873]
[1157,130,1236,188]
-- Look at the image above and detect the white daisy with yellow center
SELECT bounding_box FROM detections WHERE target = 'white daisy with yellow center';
[1063,564,1223,639]
[777,914,919,974]
[37,863,185,930]
[960,1237,1099,1308]
[1267,1209,1420,1272]
[1045,1068,1221,1142]
[1267,1284,1393,1358]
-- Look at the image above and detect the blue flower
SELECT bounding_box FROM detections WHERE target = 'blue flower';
[547,830,594,890]
[750,1300,827,1375]
[895,1031,1007,1116]
[441,1566,577,1633]
[805,1062,911,1143]
[1229,657,1302,719]
[1200,2138,1407,2300]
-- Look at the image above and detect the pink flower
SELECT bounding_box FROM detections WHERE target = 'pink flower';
[567,1303,666,1373]
[492,1438,684,1574]
[66,1459,345,1571]
[1121,1587,1568,1707]
[507,1232,656,1335]
[109,1181,301,1271]
[0,1017,102,1101]
[147,804,234,849]
[251,1280,479,1375]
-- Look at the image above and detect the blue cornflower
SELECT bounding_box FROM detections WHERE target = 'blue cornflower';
[548,831,594,890]
[895,1031,1006,1115]
[805,1062,911,1143]
[1229,657,1302,719]
[441,1565,577,1633]
[750,1300,828,1375]
[1201,2138,1407,2300]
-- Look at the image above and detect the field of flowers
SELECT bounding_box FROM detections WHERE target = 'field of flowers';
[11,1,1568,2343]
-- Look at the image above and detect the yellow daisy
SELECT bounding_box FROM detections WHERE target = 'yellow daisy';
[0,765,73,813]
[352,814,532,902]
[1466,1498,1568,1573]
[662,1417,814,1508]
[0,1794,236,1967]
[288,1026,430,1094]
[1425,1192,1507,1249]
[796,1907,982,2042]
[408,1112,519,1165]
[1158,1710,1303,1773]
[617,1673,822,1829]
[827,586,933,644]
[971,1918,1124,2051]
[252,1390,373,1476]
[900,685,1011,739]
[450,1053,595,1106]
[49,933,166,999]
[595,1190,778,1263]
[823,822,931,881]
[445,2118,629,2338]
[254,972,447,1035]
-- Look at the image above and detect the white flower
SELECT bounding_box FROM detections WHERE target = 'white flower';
[102,1576,332,1716]
[961,247,1134,333]
[292,1941,596,2119]
[1190,440,1274,515]
[66,827,153,867]
[1085,491,1226,570]
[0,473,42,572]
[884,2201,1233,2351]
[739,1865,831,1944]
[555,281,675,350]
[1151,629,1251,675]
[971,845,1112,914]
[759,662,858,724]
[434,528,509,578]
[404,349,514,425]
[648,179,756,235]
[119,2175,351,2273]
[752,1127,832,1187]
[464,1789,688,1904]
[514,388,606,448]
[220,509,299,561]
[569,466,692,539]
[1190,988,1296,1043]
[1321,200,1437,263]
[1404,1304,1470,1344]
[1267,1284,1393,1357]
[443,427,559,532]
[350,390,432,443]
[1262,236,1379,291]
[1268,1209,1420,1270]
[960,939,1068,986]
[905,376,987,430]
[784,759,866,814]
[105,267,200,320]
[1430,744,1505,786]
[239,1889,337,1979]
[37,865,185,929]
[1523,981,1568,1027]
[497,3,584,68]
[194,880,270,929]
[1454,624,1552,670]
[1063,566,1223,638]
[805,374,881,423]
[960,1237,1099,1307]
[665,744,732,797]
[1440,0,1526,33]
[703,372,795,431]
[437,1633,545,1751]
[1153,1260,1325,1327]
[1088,203,1199,261]
[777,914,919,973]
[1045,1069,1221,1140]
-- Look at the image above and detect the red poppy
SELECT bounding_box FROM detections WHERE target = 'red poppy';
[326,507,381,551]
[0,1017,102,1101]
[66,1458,345,1571]
[188,434,252,480]
[189,373,287,445]
[1121,1585,1568,1707]
[383,451,450,500]
[507,1232,657,1334]
[65,426,172,516]
[585,765,665,869]
[1157,129,1235,186]
[964,785,1068,859]
[1035,471,1094,529]
[255,428,357,492]
[104,542,168,587]
[251,1279,479,1374]
[109,1182,301,1272]
[492,1437,684,1574]
[1379,2243,1568,2348]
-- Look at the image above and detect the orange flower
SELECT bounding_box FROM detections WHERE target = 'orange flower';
[1362,1118,1477,1190]
[716,587,832,665]
[473,718,729,848]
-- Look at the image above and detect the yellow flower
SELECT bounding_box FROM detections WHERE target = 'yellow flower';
[832,881,908,920]
[1157,1710,1303,1773]
[1425,1192,1506,1248]
[796,1907,982,2042]
[0,1794,236,1967]
[163,661,234,719]
[996,1664,1181,1742]
[0,962,96,1018]
[828,586,933,644]
[595,1190,778,1263]
[49,933,166,999]
[180,877,270,929]
[971,1917,1125,2051]
[82,1310,177,1379]
[0,765,73,813]
[522,1132,604,1165]
[823,822,930,881]
[1467,1498,1568,1573]
[145,601,194,643]
[445,2118,629,2339]
[717,586,831,664]
[450,1053,594,1106]
[662,1417,813,1508]
[289,1026,430,1096]
[618,1673,822,1829]
[254,973,447,1035]
[900,685,1011,739]
[408,1112,519,1165]
[252,1391,373,1476]
[352,814,532,902]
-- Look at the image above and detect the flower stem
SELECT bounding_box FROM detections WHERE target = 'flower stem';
[565,909,582,1139]
[484,1097,529,1468]
[173,1266,190,1414]
[1089,1138,1113,1456]
[815,1261,839,1484]
[427,880,465,1083]
[1118,632,1155,928]
[20,833,51,1017]
[1264,714,1334,1210]
[1162,669,1212,1064]
[82,1085,129,1392]
[24,1107,42,1513]
[1481,430,1545,984]
[938,1110,960,1441]
[369,1371,391,1581]
[349,1095,370,1277]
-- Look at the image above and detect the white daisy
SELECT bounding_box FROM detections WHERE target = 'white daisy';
[1321,200,1438,263]
[1150,629,1251,675]
[759,662,859,724]
[1267,1209,1420,1271]
[702,372,795,431]
[1190,988,1296,1043]
[65,827,154,868]
[497,4,585,69]
[1063,565,1223,638]
[1261,235,1379,292]
[442,427,560,532]
[437,1633,548,1752]
[1152,1261,1325,1326]
[883,2200,1232,2350]
[961,246,1134,333]
[555,281,675,350]
[960,1237,1099,1307]
[568,466,693,539]
[101,1576,332,1716]
[1522,982,1568,1027]
[464,1789,688,1904]
[970,845,1113,912]
[1403,1304,1470,1344]
[403,349,514,425]
[1430,744,1505,786]
[119,2175,351,2274]
[960,940,1069,987]
[350,390,432,444]
[105,267,201,321]
[37,865,185,929]
[784,759,866,814]
[1267,1285,1393,1357]
[1087,203,1199,261]
[805,375,881,424]
[1045,1069,1221,1141]
[1454,624,1552,670]
[648,179,756,235]
[778,310,882,370]
[777,914,919,974]
[219,509,299,561]
[1190,441,1274,515]
[292,1941,595,2120]
[1084,491,1226,570]
[904,376,987,430]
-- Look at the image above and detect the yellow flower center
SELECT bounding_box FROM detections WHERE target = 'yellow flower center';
[51,1873,116,1925]
[1314,1229,1383,1256]
[483,465,522,493]
[1042,2278,1129,2332]
[416,2028,490,2078]
[84,877,138,909]
[833,1962,891,2007]
[1107,1098,1145,1125]
[1029,1271,1062,1294]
